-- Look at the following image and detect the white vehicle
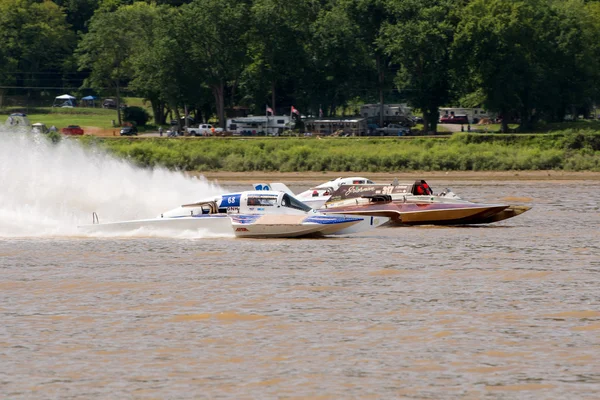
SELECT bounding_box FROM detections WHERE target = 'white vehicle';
[360,103,413,119]
[79,190,377,238]
[438,107,494,124]
[31,123,49,134]
[374,124,410,136]
[186,124,223,136]
[227,115,291,136]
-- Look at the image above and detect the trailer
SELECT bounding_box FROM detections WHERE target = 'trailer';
[304,118,368,136]
[438,107,495,124]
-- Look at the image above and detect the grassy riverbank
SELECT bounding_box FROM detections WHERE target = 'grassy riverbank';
[3,98,152,132]
[75,130,600,173]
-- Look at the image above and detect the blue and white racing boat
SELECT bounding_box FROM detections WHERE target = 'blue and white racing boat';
[80,190,376,238]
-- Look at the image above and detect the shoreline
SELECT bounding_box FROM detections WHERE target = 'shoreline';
[196,170,600,185]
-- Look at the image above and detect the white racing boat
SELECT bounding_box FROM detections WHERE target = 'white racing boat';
[255,177,376,210]
[80,190,380,238]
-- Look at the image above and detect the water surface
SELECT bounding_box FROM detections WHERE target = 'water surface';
[1,130,599,398]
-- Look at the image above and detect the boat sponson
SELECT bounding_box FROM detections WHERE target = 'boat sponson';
[230,214,362,238]
[323,202,513,225]
[460,205,532,225]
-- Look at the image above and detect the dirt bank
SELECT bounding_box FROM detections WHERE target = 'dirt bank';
[83,127,121,137]
[196,170,600,185]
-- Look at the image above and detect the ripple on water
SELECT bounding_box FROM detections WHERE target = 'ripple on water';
[1,181,600,398]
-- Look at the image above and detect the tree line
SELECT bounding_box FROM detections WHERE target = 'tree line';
[2,0,600,132]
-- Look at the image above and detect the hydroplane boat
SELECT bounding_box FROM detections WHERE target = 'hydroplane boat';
[255,178,531,226]
[79,190,384,238]
[256,177,376,210]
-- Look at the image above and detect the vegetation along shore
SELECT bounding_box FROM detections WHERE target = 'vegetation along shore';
[73,130,600,173]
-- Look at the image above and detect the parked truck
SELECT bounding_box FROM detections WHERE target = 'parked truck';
[374,123,410,136]
[186,124,223,136]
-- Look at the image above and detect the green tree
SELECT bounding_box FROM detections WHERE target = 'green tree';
[380,0,457,133]
[120,2,183,125]
[342,0,395,126]
[77,6,136,125]
[304,2,373,117]
[53,0,100,34]
[243,0,311,113]
[451,0,595,131]
[586,0,600,115]
[179,0,249,128]
[541,0,600,121]
[0,0,75,107]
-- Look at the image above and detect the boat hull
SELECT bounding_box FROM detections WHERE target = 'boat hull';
[459,205,532,225]
[323,202,511,226]
[229,214,363,238]
[79,215,234,236]
[80,214,366,238]
[322,181,530,225]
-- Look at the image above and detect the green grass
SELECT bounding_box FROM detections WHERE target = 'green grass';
[73,130,600,172]
[533,119,600,132]
[2,96,154,131]
[25,107,118,130]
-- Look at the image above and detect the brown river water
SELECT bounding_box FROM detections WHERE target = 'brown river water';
[2,177,600,399]
[1,130,599,399]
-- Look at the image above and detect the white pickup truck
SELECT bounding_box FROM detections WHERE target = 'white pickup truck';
[186,124,223,136]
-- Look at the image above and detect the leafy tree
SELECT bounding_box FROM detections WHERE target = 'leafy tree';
[77,6,136,125]
[543,0,600,121]
[585,0,600,114]
[451,0,597,131]
[0,0,75,106]
[179,0,250,128]
[119,2,184,126]
[53,0,100,34]
[123,106,150,126]
[304,2,373,117]
[380,0,457,133]
[341,0,395,125]
[244,0,311,113]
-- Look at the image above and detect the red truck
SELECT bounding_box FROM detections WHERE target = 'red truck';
[61,125,84,135]
[439,115,469,124]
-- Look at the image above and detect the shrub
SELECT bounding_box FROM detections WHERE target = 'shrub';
[123,106,150,127]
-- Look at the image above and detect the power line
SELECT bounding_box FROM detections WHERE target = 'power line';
[0,86,123,90]
[0,86,85,90]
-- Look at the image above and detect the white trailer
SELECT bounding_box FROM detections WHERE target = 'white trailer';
[438,107,495,124]
[359,103,413,119]
[226,115,292,135]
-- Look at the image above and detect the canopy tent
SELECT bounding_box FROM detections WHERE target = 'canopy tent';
[81,95,98,107]
[53,94,77,107]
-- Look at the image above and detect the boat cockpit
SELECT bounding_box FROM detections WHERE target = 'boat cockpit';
[162,191,315,219]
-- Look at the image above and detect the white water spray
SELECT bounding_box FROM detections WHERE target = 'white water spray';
[0,128,224,237]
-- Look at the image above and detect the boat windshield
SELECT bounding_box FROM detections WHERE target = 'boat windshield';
[247,195,278,206]
[281,193,312,212]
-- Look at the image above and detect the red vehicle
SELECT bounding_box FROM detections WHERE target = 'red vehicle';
[61,125,84,135]
[440,115,469,124]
